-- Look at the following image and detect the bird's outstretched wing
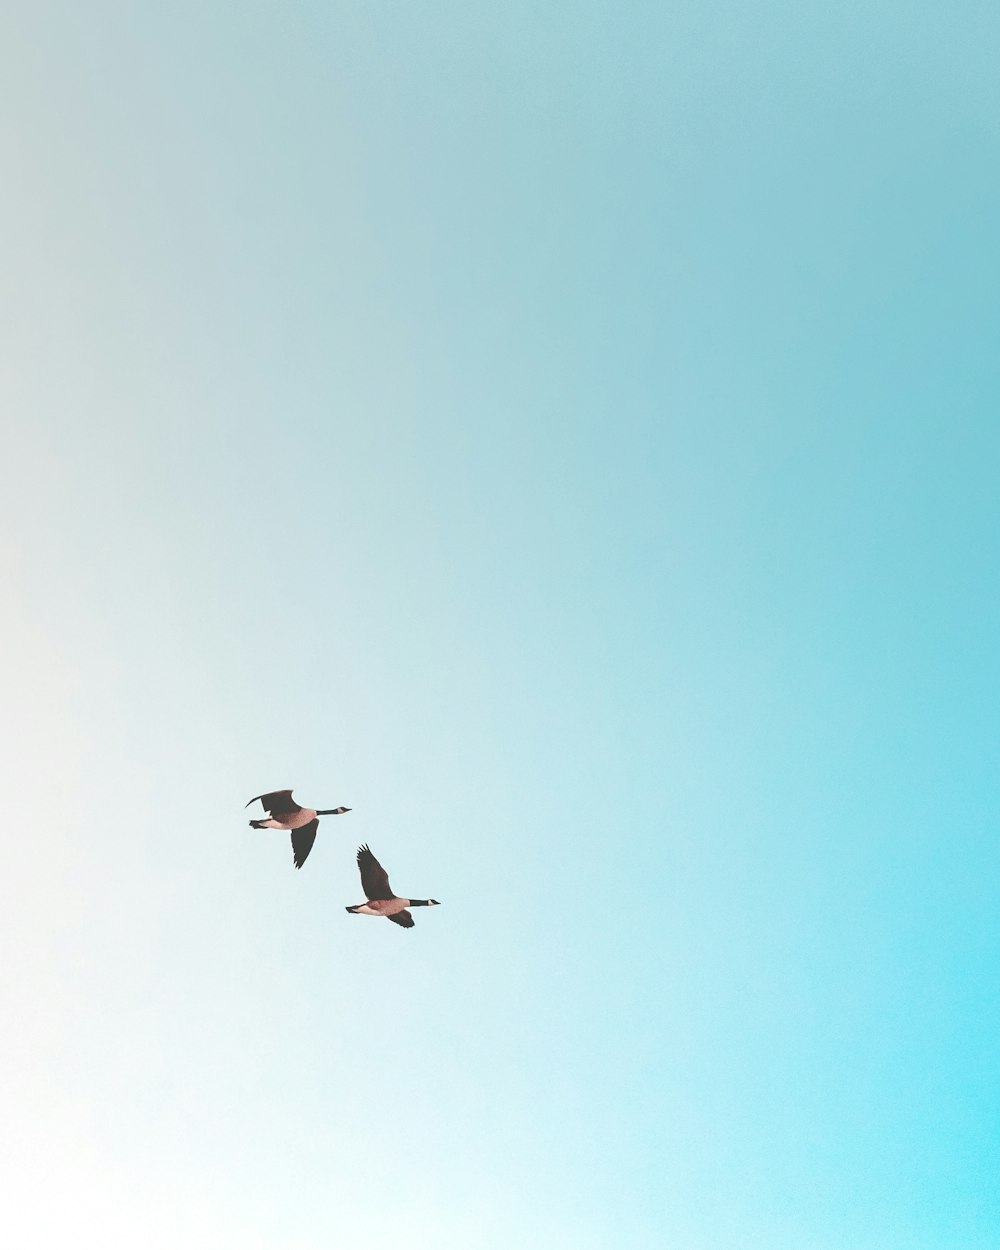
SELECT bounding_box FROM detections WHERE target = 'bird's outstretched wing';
[246,789,299,815]
[387,909,415,928]
[291,819,319,870]
[356,844,394,900]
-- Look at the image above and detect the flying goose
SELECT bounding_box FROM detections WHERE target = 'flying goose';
[346,844,440,928]
[246,789,351,869]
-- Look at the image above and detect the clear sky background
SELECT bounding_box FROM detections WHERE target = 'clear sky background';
[2,3,999,1247]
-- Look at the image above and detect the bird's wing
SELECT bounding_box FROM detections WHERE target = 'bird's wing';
[387,909,415,928]
[291,819,319,869]
[356,844,394,900]
[246,789,299,815]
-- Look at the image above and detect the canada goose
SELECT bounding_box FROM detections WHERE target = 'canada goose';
[346,844,440,928]
[246,789,351,869]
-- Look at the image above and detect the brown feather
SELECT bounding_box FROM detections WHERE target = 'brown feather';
[356,844,394,900]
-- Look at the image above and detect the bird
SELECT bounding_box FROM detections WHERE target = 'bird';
[346,844,440,928]
[245,789,351,869]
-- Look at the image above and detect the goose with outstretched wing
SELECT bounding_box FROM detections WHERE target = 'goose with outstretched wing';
[346,844,440,928]
[246,789,351,869]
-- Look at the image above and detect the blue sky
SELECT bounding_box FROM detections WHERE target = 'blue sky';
[2,3,999,1247]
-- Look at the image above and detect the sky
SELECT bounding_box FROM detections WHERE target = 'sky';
[2,3,999,1247]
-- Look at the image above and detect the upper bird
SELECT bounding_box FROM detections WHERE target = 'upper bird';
[346,844,440,928]
[246,789,351,869]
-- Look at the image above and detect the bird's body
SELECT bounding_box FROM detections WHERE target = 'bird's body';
[246,789,351,868]
[346,844,440,928]
[349,898,413,918]
[253,806,319,831]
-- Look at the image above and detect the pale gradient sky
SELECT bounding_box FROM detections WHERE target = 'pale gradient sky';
[2,4,1000,1248]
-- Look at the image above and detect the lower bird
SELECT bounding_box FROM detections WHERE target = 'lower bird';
[246,789,351,869]
[346,844,440,928]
